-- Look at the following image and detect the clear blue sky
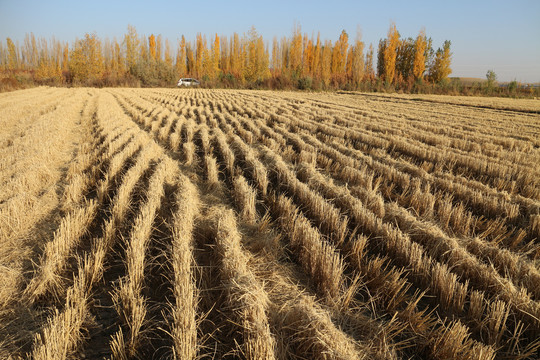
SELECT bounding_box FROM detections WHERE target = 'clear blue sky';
[1,0,539,82]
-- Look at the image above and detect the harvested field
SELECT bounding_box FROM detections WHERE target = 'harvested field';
[1,87,539,359]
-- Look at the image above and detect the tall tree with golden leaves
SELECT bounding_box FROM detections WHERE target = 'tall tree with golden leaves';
[413,29,427,81]
[34,37,54,82]
[176,35,187,78]
[321,40,332,86]
[331,30,348,78]
[149,34,157,61]
[304,37,314,77]
[289,24,302,77]
[69,33,104,83]
[195,33,205,78]
[383,22,399,83]
[201,40,211,80]
[6,38,18,70]
[230,33,242,79]
[210,34,220,81]
[244,26,269,83]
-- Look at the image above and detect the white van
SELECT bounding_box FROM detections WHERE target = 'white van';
[177,78,200,87]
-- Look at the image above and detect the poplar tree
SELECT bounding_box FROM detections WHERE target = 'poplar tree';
[195,33,205,78]
[289,24,302,77]
[413,29,427,81]
[220,35,230,75]
[165,39,173,68]
[156,34,162,62]
[244,26,269,83]
[230,33,242,79]
[63,43,69,72]
[396,37,415,81]
[271,36,281,74]
[149,34,157,60]
[365,43,375,81]
[383,23,399,83]
[429,40,452,82]
[210,34,220,81]
[186,43,194,75]
[331,30,348,78]
[0,22,454,90]
[69,33,103,83]
[176,35,187,78]
[321,40,332,86]
[124,25,139,73]
[312,33,321,80]
[6,38,17,70]
[377,39,386,78]
[354,40,365,84]
[114,40,125,75]
[304,37,313,77]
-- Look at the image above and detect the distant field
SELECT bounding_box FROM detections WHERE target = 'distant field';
[340,91,540,112]
[452,77,487,85]
[1,88,539,359]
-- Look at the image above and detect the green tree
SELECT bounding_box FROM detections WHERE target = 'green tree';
[507,79,518,95]
[429,40,452,83]
[396,37,415,81]
[377,39,386,78]
[486,69,497,89]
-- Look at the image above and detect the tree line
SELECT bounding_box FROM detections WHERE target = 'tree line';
[0,23,452,90]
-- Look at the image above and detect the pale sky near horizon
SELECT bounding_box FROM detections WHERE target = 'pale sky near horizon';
[1,0,539,82]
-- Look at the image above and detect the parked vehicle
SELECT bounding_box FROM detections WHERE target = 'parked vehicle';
[177,78,200,87]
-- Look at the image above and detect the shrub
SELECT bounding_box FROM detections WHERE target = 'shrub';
[297,76,313,90]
